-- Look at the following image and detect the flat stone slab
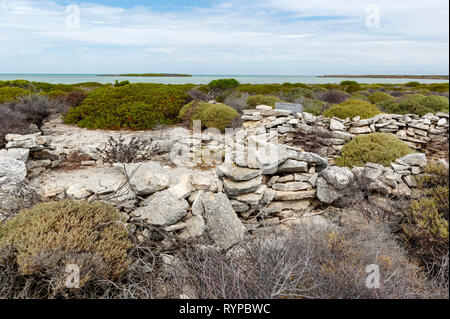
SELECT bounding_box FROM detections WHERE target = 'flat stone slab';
[202,192,246,250]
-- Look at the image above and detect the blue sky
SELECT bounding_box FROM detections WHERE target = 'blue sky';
[0,0,448,75]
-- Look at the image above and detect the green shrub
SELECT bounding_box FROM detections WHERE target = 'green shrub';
[0,87,32,104]
[340,80,361,93]
[368,92,393,104]
[427,83,449,93]
[179,101,239,132]
[285,87,315,102]
[207,79,240,92]
[302,98,329,115]
[238,84,286,95]
[64,83,189,130]
[402,163,449,283]
[418,95,449,113]
[349,94,369,101]
[114,80,130,87]
[323,99,382,119]
[388,95,449,116]
[335,133,414,167]
[405,81,421,87]
[246,94,283,109]
[0,200,132,290]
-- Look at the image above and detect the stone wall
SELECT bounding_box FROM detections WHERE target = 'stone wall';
[242,105,449,161]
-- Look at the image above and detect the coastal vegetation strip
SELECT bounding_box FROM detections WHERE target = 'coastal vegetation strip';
[320,75,449,80]
[97,73,192,77]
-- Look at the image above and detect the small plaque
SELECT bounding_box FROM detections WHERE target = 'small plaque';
[275,102,303,114]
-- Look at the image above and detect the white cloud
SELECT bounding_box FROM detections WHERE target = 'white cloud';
[0,0,447,74]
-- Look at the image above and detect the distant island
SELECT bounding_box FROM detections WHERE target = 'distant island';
[319,75,449,80]
[97,73,192,77]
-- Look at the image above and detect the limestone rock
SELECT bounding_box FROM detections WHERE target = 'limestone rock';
[202,192,246,250]
[216,163,261,181]
[277,160,308,173]
[133,190,188,226]
[115,162,170,196]
[0,158,27,187]
[0,148,30,162]
[398,153,427,168]
[321,166,354,190]
[223,176,263,196]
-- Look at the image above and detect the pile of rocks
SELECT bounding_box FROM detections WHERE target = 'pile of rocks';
[317,153,429,205]
[241,106,449,161]
[0,133,63,179]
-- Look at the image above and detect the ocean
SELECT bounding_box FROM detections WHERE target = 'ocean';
[0,74,448,85]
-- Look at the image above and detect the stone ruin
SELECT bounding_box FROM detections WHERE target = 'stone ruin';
[1,106,449,250]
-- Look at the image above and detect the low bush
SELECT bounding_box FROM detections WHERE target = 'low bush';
[0,107,31,148]
[7,95,56,130]
[207,79,240,91]
[402,163,449,287]
[115,80,130,87]
[302,98,329,115]
[0,200,132,297]
[405,81,421,87]
[388,95,449,116]
[238,84,286,96]
[174,218,436,298]
[246,94,283,109]
[96,135,159,163]
[317,89,350,104]
[64,83,190,130]
[179,101,239,132]
[0,87,32,104]
[340,80,361,93]
[335,133,414,167]
[223,90,249,113]
[349,94,369,101]
[368,91,393,104]
[285,87,315,102]
[418,95,449,113]
[323,99,382,119]
[206,79,240,97]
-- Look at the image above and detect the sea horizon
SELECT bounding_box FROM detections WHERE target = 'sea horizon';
[1,73,448,85]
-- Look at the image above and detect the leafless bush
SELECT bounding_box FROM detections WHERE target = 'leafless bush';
[187,88,208,102]
[223,91,250,114]
[96,135,159,163]
[171,221,439,299]
[317,90,350,104]
[0,106,34,148]
[0,183,40,222]
[291,124,336,158]
[7,94,56,130]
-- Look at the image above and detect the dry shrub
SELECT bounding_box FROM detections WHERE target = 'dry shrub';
[0,106,34,148]
[223,91,249,113]
[172,220,438,299]
[96,135,159,164]
[8,94,54,130]
[0,200,132,297]
[317,89,350,104]
[402,163,449,288]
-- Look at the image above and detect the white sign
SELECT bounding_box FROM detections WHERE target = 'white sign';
[275,102,303,114]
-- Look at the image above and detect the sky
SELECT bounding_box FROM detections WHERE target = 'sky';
[0,0,448,75]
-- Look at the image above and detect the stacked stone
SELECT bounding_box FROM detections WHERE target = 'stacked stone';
[241,106,449,161]
[216,134,329,229]
[317,153,430,205]
[0,133,59,179]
